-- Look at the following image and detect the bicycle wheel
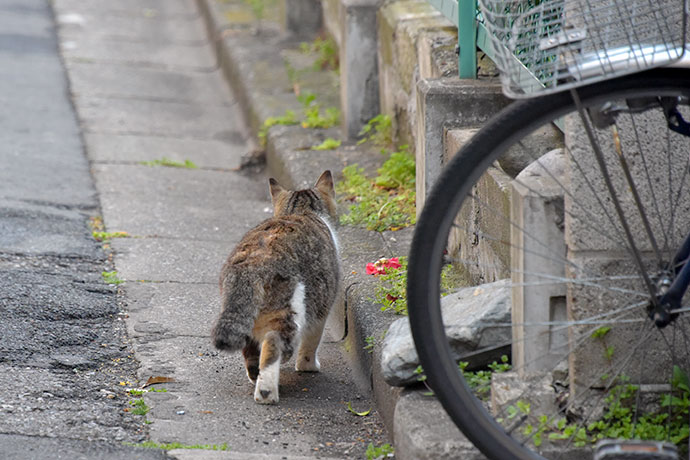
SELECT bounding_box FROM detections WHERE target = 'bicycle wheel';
[408,68,690,459]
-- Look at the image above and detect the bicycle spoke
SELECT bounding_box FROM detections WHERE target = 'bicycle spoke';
[571,88,658,301]
[610,122,663,266]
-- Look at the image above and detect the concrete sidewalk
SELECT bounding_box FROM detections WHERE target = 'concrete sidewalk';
[51,0,389,458]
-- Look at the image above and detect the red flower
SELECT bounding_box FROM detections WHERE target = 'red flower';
[366,257,402,275]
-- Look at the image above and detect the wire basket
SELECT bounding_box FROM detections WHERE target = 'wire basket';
[479,0,688,98]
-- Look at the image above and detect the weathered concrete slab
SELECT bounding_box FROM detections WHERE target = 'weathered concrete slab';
[393,390,484,460]
[56,12,208,44]
[135,335,382,458]
[111,237,233,283]
[74,97,243,139]
[66,62,235,105]
[84,133,245,170]
[61,39,216,72]
[92,164,269,238]
[124,282,219,338]
[54,0,199,18]
[415,77,509,207]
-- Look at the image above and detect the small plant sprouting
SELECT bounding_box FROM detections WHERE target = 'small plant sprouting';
[337,145,415,232]
[591,325,615,363]
[365,442,394,460]
[364,335,376,353]
[459,355,511,401]
[129,398,149,416]
[102,271,123,285]
[300,36,338,71]
[140,158,198,169]
[312,138,341,151]
[358,114,393,147]
[298,92,340,129]
[92,231,129,242]
[258,110,299,146]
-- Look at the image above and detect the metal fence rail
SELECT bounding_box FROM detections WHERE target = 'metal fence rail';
[425,0,487,78]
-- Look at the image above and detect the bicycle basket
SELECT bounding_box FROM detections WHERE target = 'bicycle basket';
[479,0,688,98]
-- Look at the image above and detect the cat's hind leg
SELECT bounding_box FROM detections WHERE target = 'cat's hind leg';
[254,331,282,404]
[242,340,260,384]
[295,317,326,372]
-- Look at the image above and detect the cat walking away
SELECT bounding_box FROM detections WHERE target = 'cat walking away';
[211,171,341,404]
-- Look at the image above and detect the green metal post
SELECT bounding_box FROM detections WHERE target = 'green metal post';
[457,0,477,78]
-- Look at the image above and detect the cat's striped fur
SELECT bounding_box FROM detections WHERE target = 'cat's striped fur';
[211,171,341,404]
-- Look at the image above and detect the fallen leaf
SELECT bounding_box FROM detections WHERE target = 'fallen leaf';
[346,401,371,416]
[143,376,175,388]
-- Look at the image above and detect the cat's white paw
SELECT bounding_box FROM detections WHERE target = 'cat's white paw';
[254,361,280,404]
[254,379,279,404]
[295,354,320,372]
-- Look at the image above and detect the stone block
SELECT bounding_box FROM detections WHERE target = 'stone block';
[564,106,690,389]
[565,110,690,253]
[339,0,382,140]
[393,390,484,460]
[445,164,512,285]
[511,149,567,375]
[380,279,511,387]
[417,28,459,80]
[415,77,509,209]
[377,0,453,145]
[498,124,564,177]
[566,254,674,389]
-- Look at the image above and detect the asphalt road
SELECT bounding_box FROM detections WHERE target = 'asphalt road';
[0,0,169,458]
[0,0,388,458]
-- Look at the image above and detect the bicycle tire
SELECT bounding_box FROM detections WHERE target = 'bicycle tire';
[408,68,690,460]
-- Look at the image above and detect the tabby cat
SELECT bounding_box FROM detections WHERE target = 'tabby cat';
[211,171,341,404]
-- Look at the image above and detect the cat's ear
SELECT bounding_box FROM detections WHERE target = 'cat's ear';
[269,178,285,200]
[314,170,335,198]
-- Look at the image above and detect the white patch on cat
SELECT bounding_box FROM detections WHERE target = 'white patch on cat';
[254,359,280,404]
[291,281,306,334]
[319,215,339,253]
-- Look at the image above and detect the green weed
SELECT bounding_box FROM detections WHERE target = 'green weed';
[140,158,198,169]
[258,110,299,146]
[312,138,341,151]
[365,442,394,460]
[300,36,338,71]
[298,92,339,129]
[364,335,376,353]
[357,114,393,147]
[92,231,129,242]
[337,146,415,232]
[459,355,511,401]
[129,398,149,416]
[102,271,123,285]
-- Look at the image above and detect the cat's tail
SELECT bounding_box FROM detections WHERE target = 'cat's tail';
[211,270,263,352]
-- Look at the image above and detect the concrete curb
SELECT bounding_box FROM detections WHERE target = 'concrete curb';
[196,0,405,435]
[195,1,482,458]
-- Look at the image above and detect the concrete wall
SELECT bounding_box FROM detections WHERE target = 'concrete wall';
[565,108,690,388]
